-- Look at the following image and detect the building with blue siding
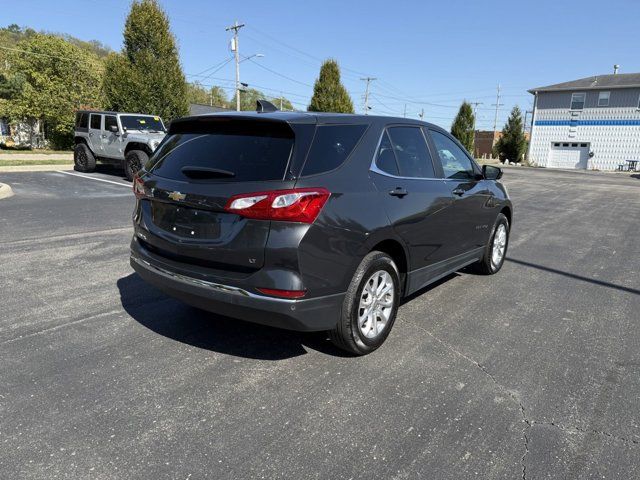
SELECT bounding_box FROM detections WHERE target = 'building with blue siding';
[528,71,640,170]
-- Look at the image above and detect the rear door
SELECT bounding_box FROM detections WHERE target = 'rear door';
[137,117,300,272]
[369,125,453,271]
[102,114,121,158]
[427,129,495,254]
[88,113,103,154]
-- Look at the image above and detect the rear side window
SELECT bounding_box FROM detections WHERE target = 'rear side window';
[375,131,399,175]
[387,127,435,178]
[301,124,367,176]
[90,114,102,130]
[147,122,294,182]
[76,112,88,129]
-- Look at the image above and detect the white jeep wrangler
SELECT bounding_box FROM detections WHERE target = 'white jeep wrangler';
[73,110,166,181]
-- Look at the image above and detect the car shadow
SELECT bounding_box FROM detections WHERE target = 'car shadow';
[116,273,352,360]
[95,164,128,181]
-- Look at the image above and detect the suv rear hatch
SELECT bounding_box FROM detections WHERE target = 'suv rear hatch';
[134,115,313,274]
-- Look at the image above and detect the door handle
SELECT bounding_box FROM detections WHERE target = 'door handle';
[388,187,408,197]
[101,134,107,138]
[89,132,93,137]
[452,187,465,196]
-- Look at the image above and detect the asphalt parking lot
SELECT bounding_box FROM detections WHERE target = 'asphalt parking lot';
[1,167,639,479]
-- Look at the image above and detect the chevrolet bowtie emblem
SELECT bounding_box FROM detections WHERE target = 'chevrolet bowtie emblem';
[168,191,186,201]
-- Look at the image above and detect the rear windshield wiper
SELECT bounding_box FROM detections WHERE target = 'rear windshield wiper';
[181,166,236,179]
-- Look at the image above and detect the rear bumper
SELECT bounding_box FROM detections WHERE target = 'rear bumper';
[129,253,344,332]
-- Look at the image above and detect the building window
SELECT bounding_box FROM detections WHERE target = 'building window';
[570,92,586,110]
[597,91,610,107]
[580,143,587,147]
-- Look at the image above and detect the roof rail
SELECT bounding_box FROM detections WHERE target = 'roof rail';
[256,99,279,113]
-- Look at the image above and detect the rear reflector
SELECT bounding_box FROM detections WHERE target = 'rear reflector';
[225,188,330,223]
[256,288,307,299]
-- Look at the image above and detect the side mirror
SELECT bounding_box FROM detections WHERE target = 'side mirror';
[109,125,120,134]
[482,164,503,180]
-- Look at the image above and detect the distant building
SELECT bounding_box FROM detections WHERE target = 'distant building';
[474,130,501,158]
[528,70,640,170]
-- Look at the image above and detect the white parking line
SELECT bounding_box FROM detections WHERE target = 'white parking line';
[56,170,131,187]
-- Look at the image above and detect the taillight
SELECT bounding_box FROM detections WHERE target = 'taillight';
[256,288,307,299]
[224,188,330,223]
[133,175,146,199]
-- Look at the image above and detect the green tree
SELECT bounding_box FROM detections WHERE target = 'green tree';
[494,106,528,163]
[0,34,104,148]
[450,101,475,153]
[209,86,228,107]
[307,59,354,113]
[103,0,188,121]
[186,81,210,105]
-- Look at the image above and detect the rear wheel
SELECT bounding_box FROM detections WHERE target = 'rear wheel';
[125,150,148,181]
[74,143,96,172]
[473,213,509,275]
[329,251,400,355]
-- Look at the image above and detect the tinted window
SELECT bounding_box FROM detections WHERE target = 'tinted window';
[430,130,475,179]
[121,115,164,132]
[90,114,102,130]
[387,126,435,178]
[375,131,399,176]
[76,112,88,129]
[105,115,118,131]
[147,123,294,182]
[302,124,367,176]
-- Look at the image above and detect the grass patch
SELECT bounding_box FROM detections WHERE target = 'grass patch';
[0,159,74,166]
[0,149,72,155]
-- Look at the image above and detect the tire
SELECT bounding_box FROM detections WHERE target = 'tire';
[329,251,401,355]
[73,143,96,173]
[473,213,509,275]
[124,150,148,181]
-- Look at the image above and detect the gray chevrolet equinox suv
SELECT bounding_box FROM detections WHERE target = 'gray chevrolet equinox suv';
[130,104,512,355]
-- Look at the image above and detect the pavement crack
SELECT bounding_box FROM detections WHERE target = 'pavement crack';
[531,420,639,446]
[412,323,532,479]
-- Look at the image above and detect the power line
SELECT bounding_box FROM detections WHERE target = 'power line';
[245,56,314,87]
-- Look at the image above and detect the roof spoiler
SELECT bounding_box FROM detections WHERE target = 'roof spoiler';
[256,99,279,113]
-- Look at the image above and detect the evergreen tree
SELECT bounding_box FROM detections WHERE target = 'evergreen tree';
[494,106,528,163]
[104,0,188,121]
[307,59,354,113]
[451,101,475,153]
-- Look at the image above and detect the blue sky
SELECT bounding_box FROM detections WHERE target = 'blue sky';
[3,0,639,130]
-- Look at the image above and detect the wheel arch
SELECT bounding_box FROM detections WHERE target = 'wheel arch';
[124,142,152,156]
[500,205,512,226]
[369,238,409,296]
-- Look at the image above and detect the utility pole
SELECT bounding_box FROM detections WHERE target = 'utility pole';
[360,77,376,115]
[418,108,424,120]
[403,104,407,118]
[523,110,533,133]
[226,20,245,112]
[491,84,503,133]
[279,93,283,110]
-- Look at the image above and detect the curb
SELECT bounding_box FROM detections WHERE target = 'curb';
[0,182,14,200]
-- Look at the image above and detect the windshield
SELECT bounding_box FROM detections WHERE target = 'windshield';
[120,115,165,132]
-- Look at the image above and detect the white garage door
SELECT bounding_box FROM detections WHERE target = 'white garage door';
[548,143,590,169]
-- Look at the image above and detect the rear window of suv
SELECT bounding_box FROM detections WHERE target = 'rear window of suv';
[147,121,295,182]
[301,124,367,176]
